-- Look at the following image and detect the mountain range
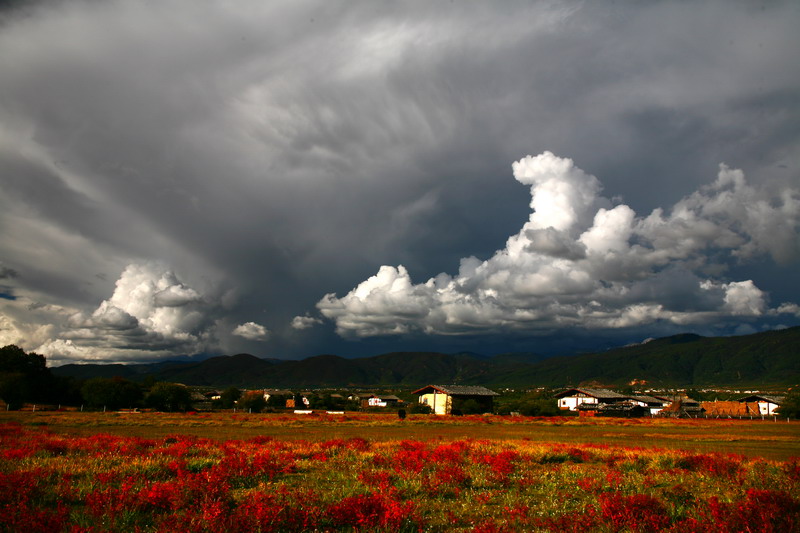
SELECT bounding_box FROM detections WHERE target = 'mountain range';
[52,327,800,389]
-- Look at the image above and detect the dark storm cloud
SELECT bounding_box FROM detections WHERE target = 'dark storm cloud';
[0,1,798,362]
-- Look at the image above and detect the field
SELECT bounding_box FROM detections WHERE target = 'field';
[1,411,799,531]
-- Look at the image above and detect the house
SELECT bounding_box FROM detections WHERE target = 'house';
[554,388,627,411]
[737,394,784,416]
[285,394,310,409]
[363,394,402,408]
[578,401,649,418]
[348,393,375,402]
[263,389,293,402]
[412,385,499,415]
[627,395,671,416]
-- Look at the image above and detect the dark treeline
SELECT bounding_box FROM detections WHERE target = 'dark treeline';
[0,344,80,409]
[0,345,192,412]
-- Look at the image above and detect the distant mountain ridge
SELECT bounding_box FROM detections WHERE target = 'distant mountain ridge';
[52,327,800,389]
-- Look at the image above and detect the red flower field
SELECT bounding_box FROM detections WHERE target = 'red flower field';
[0,415,798,531]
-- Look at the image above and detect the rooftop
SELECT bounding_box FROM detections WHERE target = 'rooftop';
[412,385,499,396]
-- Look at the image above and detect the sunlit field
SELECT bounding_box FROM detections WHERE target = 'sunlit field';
[2,412,799,531]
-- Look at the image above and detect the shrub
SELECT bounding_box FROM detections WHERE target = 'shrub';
[145,383,192,412]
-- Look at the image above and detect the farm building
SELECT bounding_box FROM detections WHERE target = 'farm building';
[412,385,499,415]
[658,397,705,418]
[627,395,671,415]
[362,394,402,408]
[737,395,784,416]
[578,402,649,418]
[556,389,670,417]
[701,400,761,417]
[554,388,627,411]
[348,393,375,402]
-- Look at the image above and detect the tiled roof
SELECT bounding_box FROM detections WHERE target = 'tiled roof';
[554,388,626,399]
[738,395,785,404]
[412,385,499,396]
[629,395,668,405]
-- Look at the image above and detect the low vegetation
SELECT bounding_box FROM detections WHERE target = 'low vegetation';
[1,415,798,531]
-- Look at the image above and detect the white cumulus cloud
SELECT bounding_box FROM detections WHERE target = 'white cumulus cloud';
[33,263,217,363]
[291,314,323,330]
[233,321,270,341]
[318,152,800,337]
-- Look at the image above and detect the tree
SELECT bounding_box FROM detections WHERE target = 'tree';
[518,398,559,417]
[0,345,53,408]
[408,402,432,414]
[238,390,266,413]
[0,345,47,375]
[218,387,241,409]
[81,377,143,410]
[145,382,192,412]
[0,372,28,410]
[777,389,800,419]
[265,391,291,409]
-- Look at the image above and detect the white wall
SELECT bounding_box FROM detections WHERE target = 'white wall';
[420,392,450,415]
[558,396,598,411]
[759,401,780,415]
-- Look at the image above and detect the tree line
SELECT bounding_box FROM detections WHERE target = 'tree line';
[0,345,192,411]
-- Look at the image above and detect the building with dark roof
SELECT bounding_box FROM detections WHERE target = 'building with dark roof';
[554,388,627,411]
[737,394,785,416]
[412,385,499,415]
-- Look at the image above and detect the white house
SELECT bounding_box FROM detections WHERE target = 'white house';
[412,385,499,415]
[627,395,671,416]
[365,394,401,408]
[554,388,627,411]
[737,394,784,416]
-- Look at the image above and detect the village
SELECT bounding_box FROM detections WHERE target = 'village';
[194,384,789,420]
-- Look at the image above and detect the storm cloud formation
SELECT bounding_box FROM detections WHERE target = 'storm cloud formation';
[318,153,800,337]
[0,1,798,363]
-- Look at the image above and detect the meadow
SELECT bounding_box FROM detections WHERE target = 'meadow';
[1,411,799,531]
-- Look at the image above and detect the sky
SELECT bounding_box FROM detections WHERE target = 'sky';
[1,1,799,365]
